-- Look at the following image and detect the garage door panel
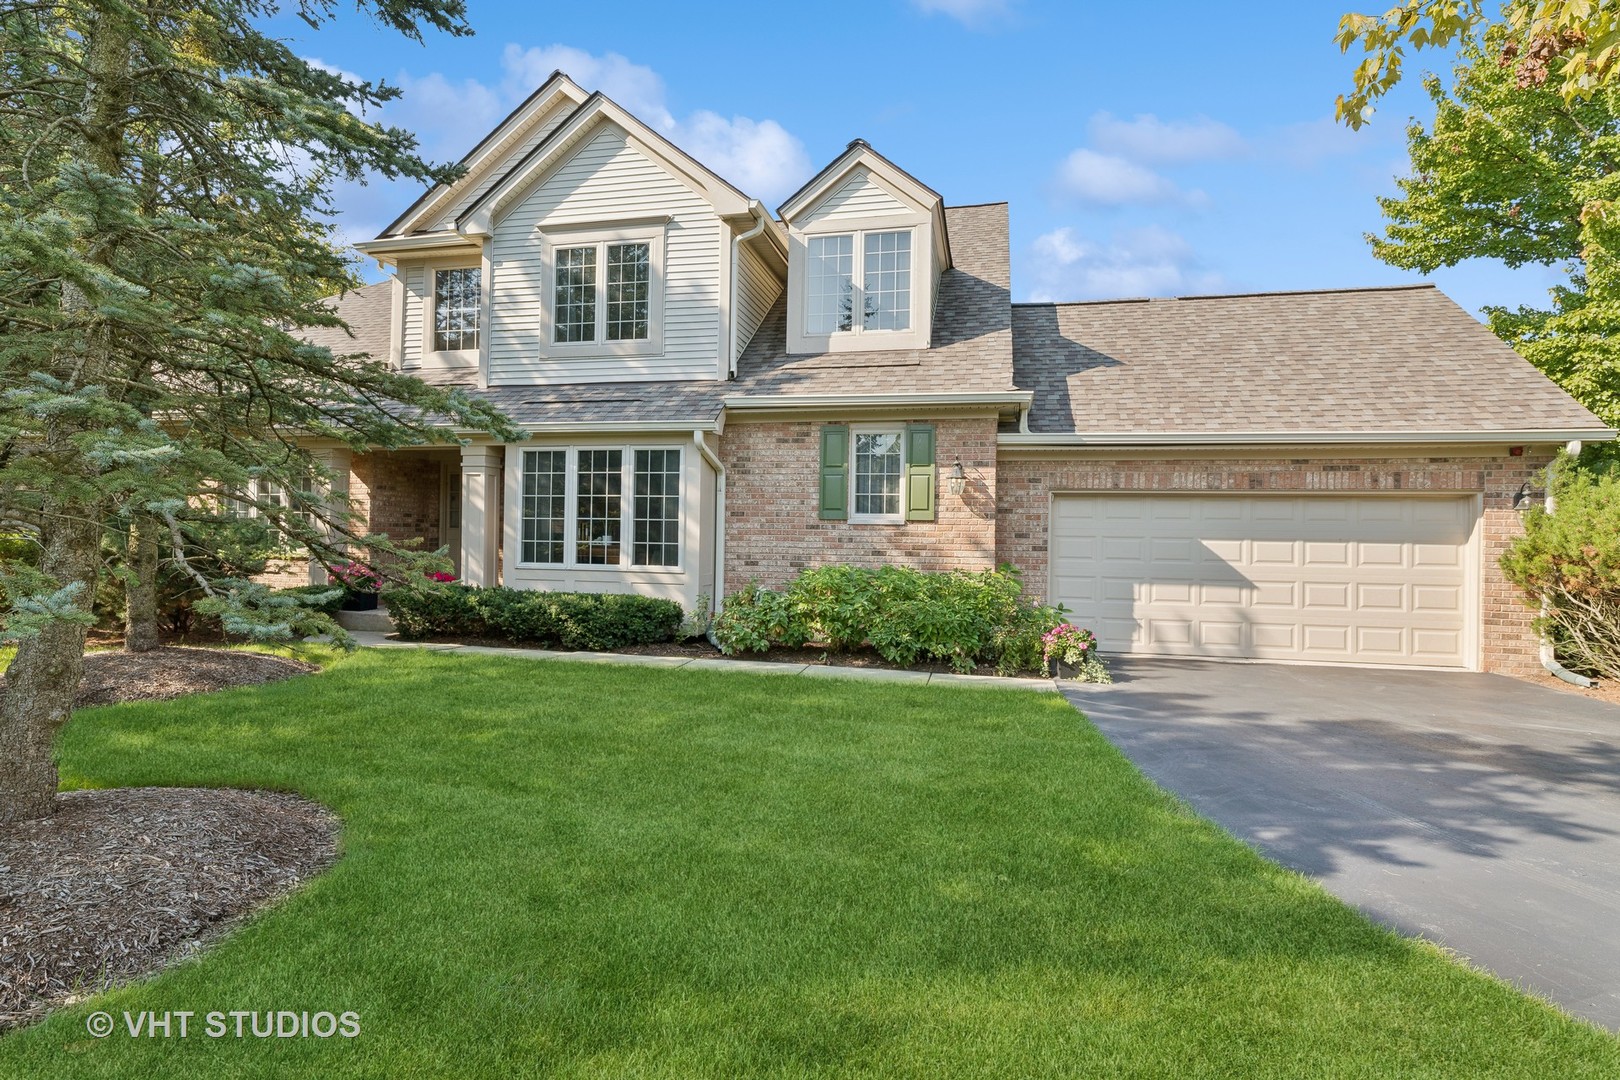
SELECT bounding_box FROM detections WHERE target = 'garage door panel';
[1050,494,1473,668]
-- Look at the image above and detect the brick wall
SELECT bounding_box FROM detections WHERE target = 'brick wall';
[349,453,442,566]
[994,451,1552,675]
[719,417,1000,595]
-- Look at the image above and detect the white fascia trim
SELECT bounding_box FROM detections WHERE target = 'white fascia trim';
[452,419,723,438]
[999,428,1617,448]
[723,392,1032,410]
[353,231,480,263]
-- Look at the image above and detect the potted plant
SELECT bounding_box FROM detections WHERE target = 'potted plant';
[1041,623,1112,683]
[330,561,383,611]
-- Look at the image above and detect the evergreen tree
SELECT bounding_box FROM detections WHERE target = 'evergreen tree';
[0,0,517,822]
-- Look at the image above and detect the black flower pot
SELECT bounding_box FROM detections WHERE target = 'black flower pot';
[1051,657,1078,680]
[341,590,379,612]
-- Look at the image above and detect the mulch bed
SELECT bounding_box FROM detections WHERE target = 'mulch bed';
[0,787,339,1032]
[62,646,316,709]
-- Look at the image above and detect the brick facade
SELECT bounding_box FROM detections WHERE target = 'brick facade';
[993,451,1551,675]
[719,417,1000,596]
[349,452,444,566]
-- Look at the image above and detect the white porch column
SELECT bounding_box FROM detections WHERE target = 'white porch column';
[459,445,504,587]
[308,447,352,586]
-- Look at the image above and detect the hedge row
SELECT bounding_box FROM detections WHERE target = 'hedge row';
[712,564,1067,675]
[381,583,682,651]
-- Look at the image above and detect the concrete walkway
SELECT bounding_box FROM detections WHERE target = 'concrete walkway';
[348,631,1055,691]
[1064,658,1620,1030]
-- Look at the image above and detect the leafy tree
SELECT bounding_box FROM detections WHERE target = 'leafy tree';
[1337,1,1620,128]
[1371,27,1620,432]
[0,0,518,822]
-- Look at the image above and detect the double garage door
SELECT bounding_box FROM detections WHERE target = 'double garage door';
[1050,494,1478,669]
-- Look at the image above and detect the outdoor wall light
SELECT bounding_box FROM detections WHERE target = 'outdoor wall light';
[948,459,967,496]
[1513,481,1537,512]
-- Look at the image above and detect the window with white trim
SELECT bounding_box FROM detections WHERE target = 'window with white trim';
[432,267,480,353]
[804,229,912,337]
[544,227,662,355]
[851,427,904,523]
[518,447,681,568]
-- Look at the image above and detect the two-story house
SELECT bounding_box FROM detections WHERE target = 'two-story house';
[296,70,1613,675]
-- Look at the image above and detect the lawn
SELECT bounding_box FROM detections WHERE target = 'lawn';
[1,649,1616,1078]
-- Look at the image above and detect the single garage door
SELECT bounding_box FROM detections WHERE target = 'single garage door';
[1050,494,1476,668]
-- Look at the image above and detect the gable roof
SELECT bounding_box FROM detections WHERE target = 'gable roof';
[777,139,941,221]
[455,91,754,235]
[1011,285,1613,442]
[381,71,589,238]
[730,203,1014,401]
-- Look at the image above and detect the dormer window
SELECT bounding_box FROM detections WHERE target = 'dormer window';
[805,229,913,335]
[432,267,481,353]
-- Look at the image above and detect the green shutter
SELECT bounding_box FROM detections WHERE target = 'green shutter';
[819,424,849,520]
[904,423,936,522]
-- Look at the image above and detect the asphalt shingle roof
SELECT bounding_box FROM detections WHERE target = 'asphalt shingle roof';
[1012,285,1610,436]
[300,282,393,365]
[732,203,1015,397]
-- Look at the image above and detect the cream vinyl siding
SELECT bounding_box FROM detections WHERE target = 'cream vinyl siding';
[426,100,575,233]
[399,262,426,368]
[488,125,722,385]
[735,242,781,357]
[800,167,913,226]
[1050,494,1476,669]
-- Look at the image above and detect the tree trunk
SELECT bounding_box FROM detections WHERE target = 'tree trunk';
[124,514,161,653]
[0,503,103,823]
[0,5,131,823]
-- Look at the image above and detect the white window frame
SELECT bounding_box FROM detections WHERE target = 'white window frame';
[789,223,921,354]
[539,223,666,359]
[848,424,906,525]
[426,260,482,366]
[515,445,684,571]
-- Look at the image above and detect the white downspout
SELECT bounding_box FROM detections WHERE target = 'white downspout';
[1540,440,1595,687]
[693,431,726,639]
[729,200,770,379]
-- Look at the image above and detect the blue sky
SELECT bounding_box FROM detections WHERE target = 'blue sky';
[268,0,1569,319]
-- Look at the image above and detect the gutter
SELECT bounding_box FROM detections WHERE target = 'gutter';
[352,230,480,268]
[728,202,771,378]
[724,391,1032,411]
[999,428,1618,448]
[1540,441,1597,688]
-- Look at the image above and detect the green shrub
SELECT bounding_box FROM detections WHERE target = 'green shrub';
[381,584,680,650]
[712,583,810,654]
[714,564,1085,675]
[1501,462,1620,678]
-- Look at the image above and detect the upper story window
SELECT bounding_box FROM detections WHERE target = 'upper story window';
[433,267,481,353]
[542,225,664,357]
[804,229,912,336]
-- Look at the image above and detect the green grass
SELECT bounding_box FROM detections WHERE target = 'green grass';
[2,649,1616,1078]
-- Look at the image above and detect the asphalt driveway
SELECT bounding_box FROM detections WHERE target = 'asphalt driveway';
[1063,659,1620,1030]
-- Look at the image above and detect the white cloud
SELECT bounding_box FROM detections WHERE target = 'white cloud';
[1026,225,1224,301]
[1053,149,1204,207]
[911,0,1012,26]
[1270,116,1367,168]
[500,44,673,130]
[1088,112,1247,165]
[671,111,810,203]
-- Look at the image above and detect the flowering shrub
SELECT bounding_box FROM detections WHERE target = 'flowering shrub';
[425,570,457,583]
[1041,623,1111,683]
[329,561,382,593]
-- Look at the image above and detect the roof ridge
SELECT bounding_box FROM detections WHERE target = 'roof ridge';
[944,200,1010,210]
[1014,283,1439,308]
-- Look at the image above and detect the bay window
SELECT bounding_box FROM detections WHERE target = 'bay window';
[518,446,682,569]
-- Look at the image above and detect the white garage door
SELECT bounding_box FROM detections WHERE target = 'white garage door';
[1050,494,1476,668]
